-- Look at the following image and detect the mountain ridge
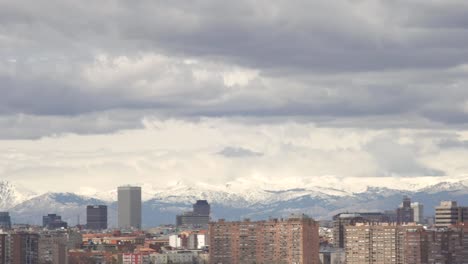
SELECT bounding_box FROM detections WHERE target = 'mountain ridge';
[1,179,468,227]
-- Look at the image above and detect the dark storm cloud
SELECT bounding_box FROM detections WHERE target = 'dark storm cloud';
[115,0,468,72]
[0,75,98,115]
[2,0,468,71]
[0,111,145,139]
[438,138,468,149]
[1,0,468,138]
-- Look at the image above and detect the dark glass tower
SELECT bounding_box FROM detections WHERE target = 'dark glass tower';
[0,212,11,230]
[86,205,108,230]
[193,200,210,216]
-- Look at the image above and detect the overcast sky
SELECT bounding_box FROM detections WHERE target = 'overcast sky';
[1,0,468,194]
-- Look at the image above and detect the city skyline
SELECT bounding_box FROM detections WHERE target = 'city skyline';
[1,1,468,195]
[2,1,468,263]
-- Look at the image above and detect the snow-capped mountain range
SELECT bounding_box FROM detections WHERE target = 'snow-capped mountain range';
[1,179,468,227]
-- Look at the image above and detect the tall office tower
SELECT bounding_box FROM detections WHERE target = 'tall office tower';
[209,214,320,264]
[411,202,424,224]
[0,212,11,230]
[435,201,461,228]
[193,200,210,216]
[397,196,414,224]
[42,214,67,229]
[118,186,142,229]
[332,212,386,248]
[86,205,108,230]
[345,223,427,264]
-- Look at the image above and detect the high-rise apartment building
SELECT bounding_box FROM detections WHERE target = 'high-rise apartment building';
[427,224,468,263]
[332,212,386,248]
[0,232,40,264]
[397,196,414,224]
[345,223,427,264]
[118,186,142,229]
[209,215,320,264]
[38,232,68,264]
[86,205,108,230]
[435,201,468,228]
[343,223,468,263]
[0,212,11,230]
[404,227,428,264]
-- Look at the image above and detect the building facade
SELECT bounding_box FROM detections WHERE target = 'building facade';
[193,200,210,216]
[397,197,414,224]
[427,224,468,263]
[411,202,424,224]
[176,200,211,228]
[0,232,40,264]
[209,215,320,264]
[86,205,108,230]
[435,201,468,228]
[332,212,386,248]
[345,224,427,264]
[42,214,67,229]
[38,232,68,264]
[118,186,142,229]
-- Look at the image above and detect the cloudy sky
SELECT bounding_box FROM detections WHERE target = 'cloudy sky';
[1,0,468,194]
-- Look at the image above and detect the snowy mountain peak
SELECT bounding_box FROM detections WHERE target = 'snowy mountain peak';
[419,181,468,194]
[0,180,36,210]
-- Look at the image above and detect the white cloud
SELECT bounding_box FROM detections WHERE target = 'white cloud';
[1,118,467,194]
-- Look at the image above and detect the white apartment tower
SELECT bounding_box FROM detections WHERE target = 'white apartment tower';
[411,202,424,224]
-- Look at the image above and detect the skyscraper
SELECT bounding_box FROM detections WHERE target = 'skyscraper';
[397,196,414,224]
[118,186,142,229]
[411,202,424,224]
[193,200,210,216]
[86,205,108,230]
